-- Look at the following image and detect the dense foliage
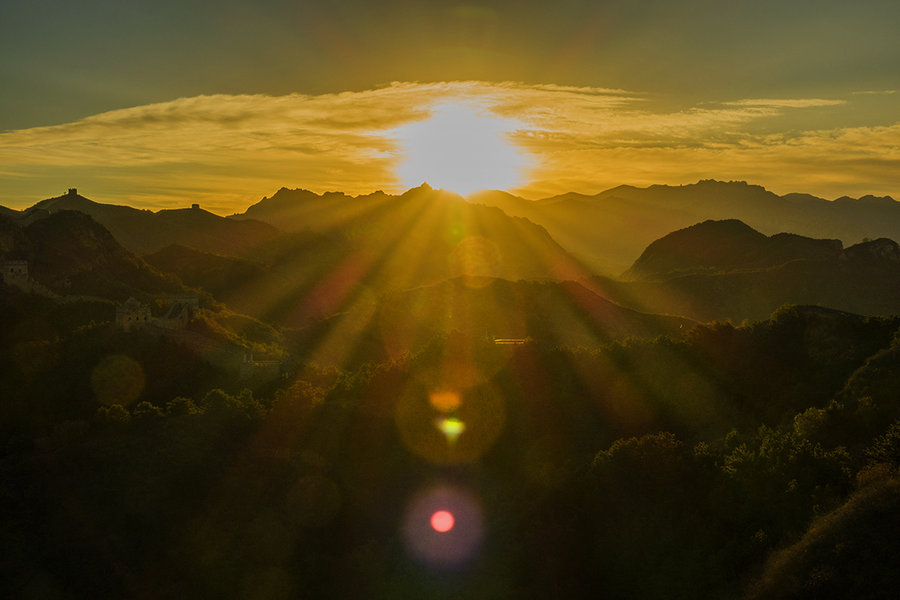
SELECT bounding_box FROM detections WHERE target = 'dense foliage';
[2,302,899,599]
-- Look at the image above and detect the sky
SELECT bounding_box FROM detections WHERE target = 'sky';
[1,0,898,212]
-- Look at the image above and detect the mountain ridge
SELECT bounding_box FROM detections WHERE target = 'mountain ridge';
[470,180,900,275]
[21,190,280,257]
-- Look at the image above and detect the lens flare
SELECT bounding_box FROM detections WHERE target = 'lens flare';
[395,384,506,464]
[430,510,455,533]
[91,354,145,406]
[435,416,466,443]
[429,390,461,413]
[403,485,483,570]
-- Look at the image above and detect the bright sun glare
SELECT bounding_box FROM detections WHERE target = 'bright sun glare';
[394,103,529,196]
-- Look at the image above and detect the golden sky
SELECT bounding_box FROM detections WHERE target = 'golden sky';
[0,82,897,213]
[2,1,899,212]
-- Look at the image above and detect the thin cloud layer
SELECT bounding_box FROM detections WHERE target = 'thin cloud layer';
[0,81,896,211]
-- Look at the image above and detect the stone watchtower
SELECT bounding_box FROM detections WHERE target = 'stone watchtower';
[1,260,29,282]
[116,297,151,332]
[68,188,77,196]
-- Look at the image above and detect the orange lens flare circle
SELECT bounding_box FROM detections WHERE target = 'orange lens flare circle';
[429,390,461,413]
[395,384,506,465]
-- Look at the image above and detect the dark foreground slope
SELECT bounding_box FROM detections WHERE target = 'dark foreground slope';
[2,305,899,599]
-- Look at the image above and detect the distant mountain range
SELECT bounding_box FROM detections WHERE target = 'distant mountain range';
[6,180,899,276]
[3,181,899,337]
[471,180,900,274]
[14,189,280,257]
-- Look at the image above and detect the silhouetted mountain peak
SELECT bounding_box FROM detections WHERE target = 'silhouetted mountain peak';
[834,194,897,206]
[400,183,464,204]
[259,187,350,206]
[843,238,900,262]
[624,219,766,279]
[692,179,766,192]
[32,190,102,213]
[624,219,845,280]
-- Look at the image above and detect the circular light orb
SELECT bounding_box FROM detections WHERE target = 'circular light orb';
[430,510,455,533]
[91,354,145,406]
[402,484,484,570]
[393,103,529,196]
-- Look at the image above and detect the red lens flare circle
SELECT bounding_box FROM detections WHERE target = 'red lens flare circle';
[402,485,484,570]
[430,510,455,533]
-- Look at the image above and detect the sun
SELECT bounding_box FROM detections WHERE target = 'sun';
[393,103,529,196]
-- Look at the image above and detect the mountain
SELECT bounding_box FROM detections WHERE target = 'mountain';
[4,210,187,301]
[470,180,900,275]
[235,184,590,285]
[146,186,597,331]
[623,219,843,280]
[0,205,21,220]
[585,220,900,322]
[23,189,280,257]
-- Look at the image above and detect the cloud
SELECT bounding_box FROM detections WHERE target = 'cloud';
[0,82,896,211]
[723,98,847,108]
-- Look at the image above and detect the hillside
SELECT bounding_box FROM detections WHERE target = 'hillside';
[3,300,899,599]
[287,277,695,368]
[4,210,187,301]
[144,244,267,302]
[378,278,692,350]
[0,205,20,220]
